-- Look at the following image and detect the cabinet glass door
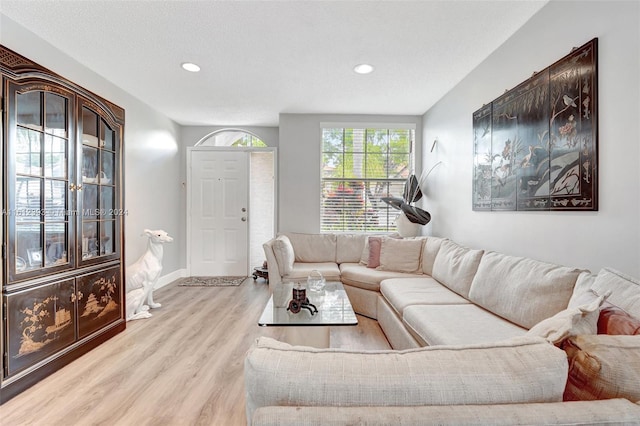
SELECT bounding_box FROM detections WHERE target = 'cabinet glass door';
[7,84,75,283]
[78,103,120,265]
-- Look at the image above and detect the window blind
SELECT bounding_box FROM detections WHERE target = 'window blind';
[320,126,414,233]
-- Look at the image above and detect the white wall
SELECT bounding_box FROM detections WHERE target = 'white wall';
[278,114,423,233]
[421,1,640,276]
[1,15,184,274]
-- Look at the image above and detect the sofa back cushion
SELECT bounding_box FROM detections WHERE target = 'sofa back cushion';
[468,252,583,329]
[431,240,483,298]
[245,336,568,421]
[590,268,640,319]
[336,234,367,264]
[377,237,424,274]
[281,232,336,263]
[272,235,295,275]
[421,236,446,276]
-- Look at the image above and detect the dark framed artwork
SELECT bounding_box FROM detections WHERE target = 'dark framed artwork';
[473,38,598,211]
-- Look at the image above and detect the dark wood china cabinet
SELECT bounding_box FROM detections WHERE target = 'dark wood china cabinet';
[0,45,125,403]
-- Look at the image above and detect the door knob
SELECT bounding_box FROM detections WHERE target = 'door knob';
[241,217,247,222]
[241,207,247,212]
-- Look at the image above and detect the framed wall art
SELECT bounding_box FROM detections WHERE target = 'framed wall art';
[473,38,598,211]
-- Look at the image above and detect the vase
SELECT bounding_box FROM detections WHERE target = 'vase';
[395,212,422,237]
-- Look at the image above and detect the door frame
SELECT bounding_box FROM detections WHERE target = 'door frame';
[186,146,277,277]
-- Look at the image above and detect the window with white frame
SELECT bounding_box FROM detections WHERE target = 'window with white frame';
[320,123,415,233]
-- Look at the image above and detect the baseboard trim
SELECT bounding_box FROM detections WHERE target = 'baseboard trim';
[155,268,187,289]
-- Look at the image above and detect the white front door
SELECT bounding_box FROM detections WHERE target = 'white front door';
[189,150,248,276]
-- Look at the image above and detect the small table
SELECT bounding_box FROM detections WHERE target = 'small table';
[258,282,358,348]
[252,267,269,282]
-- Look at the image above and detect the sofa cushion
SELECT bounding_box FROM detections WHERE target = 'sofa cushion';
[283,262,340,282]
[272,235,295,275]
[403,304,527,346]
[282,232,336,263]
[468,251,583,329]
[340,263,422,292]
[245,336,568,421]
[336,234,367,264]
[431,240,483,298]
[380,277,470,316]
[591,268,640,319]
[562,334,640,402]
[377,237,423,274]
[598,306,640,335]
[421,236,446,276]
[526,295,606,345]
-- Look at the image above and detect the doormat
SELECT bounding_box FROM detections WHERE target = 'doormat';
[176,276,247,287]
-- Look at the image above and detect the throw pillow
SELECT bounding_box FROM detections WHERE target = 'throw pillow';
[377,237,423,274]
[272,235,295,275]
[360,234,400,265]
[598,306,640,335]
[562,334,640,401]
[526,294,606,345]
[359,237,371,265]
[367,236,382,269]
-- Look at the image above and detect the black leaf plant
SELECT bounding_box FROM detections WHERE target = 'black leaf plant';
[381,162,442,226]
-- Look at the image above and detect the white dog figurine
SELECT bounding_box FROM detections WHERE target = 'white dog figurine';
[125,229,173,321]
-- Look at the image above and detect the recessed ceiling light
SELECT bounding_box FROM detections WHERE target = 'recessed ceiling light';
[353,64,374,74]
[181,62,201,72]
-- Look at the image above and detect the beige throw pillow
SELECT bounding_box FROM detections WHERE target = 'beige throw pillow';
[527,294,606,345]
[377,237,423,274]
[272,235,295,275]
[359,237,372,265]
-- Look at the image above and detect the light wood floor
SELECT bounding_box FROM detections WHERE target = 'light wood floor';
[1,279,391,425]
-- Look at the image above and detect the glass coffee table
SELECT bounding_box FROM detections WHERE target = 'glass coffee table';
[258,281,358,348]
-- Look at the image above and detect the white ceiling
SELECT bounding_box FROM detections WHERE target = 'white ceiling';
[0,0,548,127]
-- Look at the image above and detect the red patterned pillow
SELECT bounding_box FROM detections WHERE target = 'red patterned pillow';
[598,306,640,335]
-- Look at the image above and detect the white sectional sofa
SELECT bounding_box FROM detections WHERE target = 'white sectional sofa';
[251,232,640,425]
[263,232,588,349]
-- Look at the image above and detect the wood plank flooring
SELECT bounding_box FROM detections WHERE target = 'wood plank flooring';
[1,279,391,425]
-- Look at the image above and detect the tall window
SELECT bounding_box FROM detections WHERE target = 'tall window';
[321,124,415,233]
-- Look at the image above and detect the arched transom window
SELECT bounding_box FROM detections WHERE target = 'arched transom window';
[195,129,267,147]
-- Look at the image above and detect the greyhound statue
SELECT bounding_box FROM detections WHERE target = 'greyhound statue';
[125,229,173,321]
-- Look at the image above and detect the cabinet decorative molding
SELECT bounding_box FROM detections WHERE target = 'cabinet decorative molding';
[1,45,126,403]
